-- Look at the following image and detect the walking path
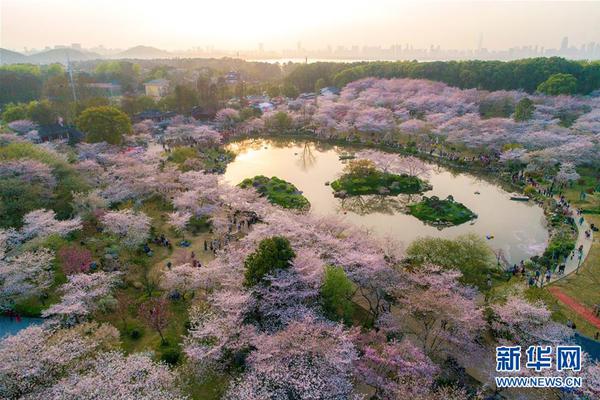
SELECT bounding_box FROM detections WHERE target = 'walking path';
[547,286,600,330]
[549,209,593,283]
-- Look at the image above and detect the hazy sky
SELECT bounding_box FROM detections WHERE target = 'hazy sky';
[2,0,599,51]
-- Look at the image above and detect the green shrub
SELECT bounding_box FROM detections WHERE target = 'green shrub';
[160,347,182,366]
[244,236,295,287]
[321,265,355,324]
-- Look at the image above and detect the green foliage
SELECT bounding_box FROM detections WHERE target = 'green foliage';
[408,195,477,226]
[0,67,43,105]
[537,73,578,95]
[0,142,88,228]
[157,83,199,115]
[239,107,261,121]
[1,102,29,122]
[239,175,310,210]
[514,97,535,122]
[331,160,428,196]
[168,147,198,165]
[407,233,496,289]
[160,346,182,366]
[197,147,235,174]
[479,97,514,118]
[120,95,157,116]
[264,111,293,133]
[94,61,140,91]
[76,106,132,144]
[281,83,300,98]
[320,265,355,324]
[243,236,296,287]
[285,57,600,95]
[27,100,56,125]
[544,229,576,261]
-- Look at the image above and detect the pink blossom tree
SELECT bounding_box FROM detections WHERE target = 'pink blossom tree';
[352,330,439,399]
[57,245,93,275]
[160,263,203,298]
[100,209,151,248]
[391,264,485,356]
[0,322,119,399]
[215,108,240,131]
[225,316,358,399]
[168,211,191,239]
[139,297,172,344]
[39,351,186,400]
[490,296,572,346]
[0,247,54,308]
[42,271,122,324]
[20,209,82,241]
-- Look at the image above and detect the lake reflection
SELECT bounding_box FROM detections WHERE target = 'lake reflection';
[224,139,548,264]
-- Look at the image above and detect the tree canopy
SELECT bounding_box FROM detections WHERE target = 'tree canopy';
[244,236,296,287]
[76,106,132,144]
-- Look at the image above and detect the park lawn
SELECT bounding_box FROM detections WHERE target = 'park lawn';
[552,214,600,328]
[90,196,217,366]
[409,195,477,226]
[487,279,597,338]
[331,171,428,196]
[239,175,310,210]
[184,370,230,400]
[546,168,600,338]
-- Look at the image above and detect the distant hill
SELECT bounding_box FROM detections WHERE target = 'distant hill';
[27,48,102,64]
[0,48,29,64]
[116,46,172,59]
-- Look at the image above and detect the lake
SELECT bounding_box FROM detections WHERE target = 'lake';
[0,316,43,339]
[224,139,549,265]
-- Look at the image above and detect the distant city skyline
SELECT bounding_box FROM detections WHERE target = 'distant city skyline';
[2,1,599,55]
[7,36,600,63]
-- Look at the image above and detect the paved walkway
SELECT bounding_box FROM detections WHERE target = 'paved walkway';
[547,286,600,330]
[549,210,593,283]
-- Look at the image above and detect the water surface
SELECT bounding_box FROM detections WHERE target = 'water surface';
[224,139,548,264]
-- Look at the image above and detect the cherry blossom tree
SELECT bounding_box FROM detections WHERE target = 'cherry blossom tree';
[164,125,222,147]
[0,247,54,309]
[356,150,431,178]
[139,297,171,344]
[160,263,203,298]
[0,159,56,190]
[224,316,358,399]
[38,351,187,400]
[42,271,122,324]
[0,322,119,399]
[185,290,257,370]
[57,245,93,275]
[555,162,580,184]
[352,330,439,399]
[100,209,151,248]
[490,296,572,346]
[20,209,82,242]
[390,264,485,356]
[215,108,240,131]
[167,211,191,239]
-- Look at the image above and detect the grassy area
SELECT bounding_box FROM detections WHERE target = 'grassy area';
[551,213,600,337]
[408,195,477,226]
[545,168,600,338]
[239,175,310,210]
[331,170,428,196]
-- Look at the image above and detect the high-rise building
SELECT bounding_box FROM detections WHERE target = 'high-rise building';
[560,36,569,51]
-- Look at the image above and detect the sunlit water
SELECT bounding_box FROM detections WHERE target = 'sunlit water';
[224,139,548,265]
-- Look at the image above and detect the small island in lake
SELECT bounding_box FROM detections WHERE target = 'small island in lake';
[239,175,310,210]
[409,195,477,226]
[331,159,430,197]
